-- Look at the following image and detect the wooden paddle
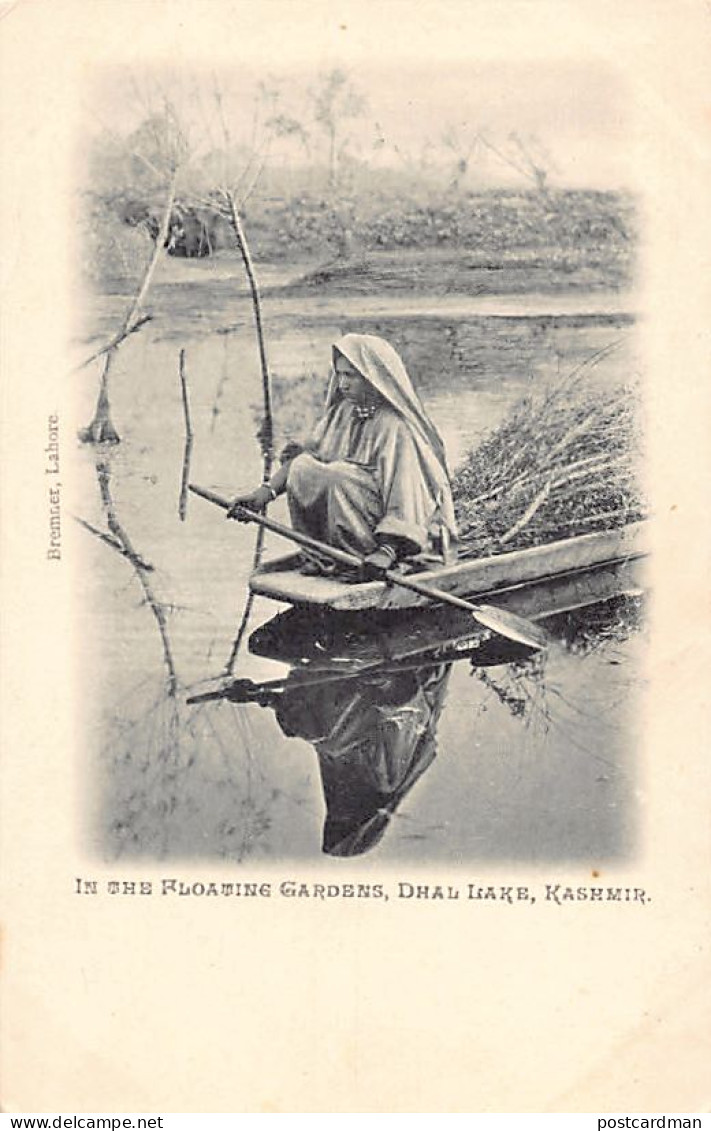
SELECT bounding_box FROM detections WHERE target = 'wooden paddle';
[189,483,549,650]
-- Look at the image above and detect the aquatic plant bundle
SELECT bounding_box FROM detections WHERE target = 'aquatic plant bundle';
[452,374,646,558]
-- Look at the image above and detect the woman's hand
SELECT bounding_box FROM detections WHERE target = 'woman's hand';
[359,543,398,580]
[226,485,273,521]
[279,440,304,464]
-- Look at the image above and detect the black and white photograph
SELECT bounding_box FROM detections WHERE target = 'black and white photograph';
[1,0,709,1115]
[76,56,647,865]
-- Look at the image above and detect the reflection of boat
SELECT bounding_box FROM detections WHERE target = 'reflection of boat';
[249,521,647,615]
[186,587,642,858]
[249,602,533,673]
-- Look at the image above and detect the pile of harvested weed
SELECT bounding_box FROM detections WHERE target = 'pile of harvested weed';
[452,365,646,558]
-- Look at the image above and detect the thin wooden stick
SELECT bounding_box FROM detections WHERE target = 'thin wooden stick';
[550,453,627,492]
[75,315,153,374]
[178,348,194,521]
[78,169,180,444]
[76,170,178,374]
[74,516,154,571]
[225,190,274,478]
[123,168,179,332]
[502,452,627,509]
[557,508,639,529]
[97,460,178,695]
[223,525,266,676]
[499,480,552,546]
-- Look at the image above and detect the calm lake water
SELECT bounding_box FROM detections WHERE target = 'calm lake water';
[77,283,643,866]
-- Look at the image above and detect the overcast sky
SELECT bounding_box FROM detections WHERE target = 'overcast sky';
[347,60,631,187]
[89,56,632,189]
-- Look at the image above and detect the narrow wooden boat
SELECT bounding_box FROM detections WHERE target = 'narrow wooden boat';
[249,521,648,614]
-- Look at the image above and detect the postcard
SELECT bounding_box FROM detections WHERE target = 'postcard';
[1,0,709,1114]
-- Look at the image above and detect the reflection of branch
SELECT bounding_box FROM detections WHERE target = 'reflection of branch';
[209,337,230,433]
[223,524,265,676]
[475,653,549,726]
[74,516,154,571]
[96,459,178,696]
[208,199,276,671]
[177,348,193,521]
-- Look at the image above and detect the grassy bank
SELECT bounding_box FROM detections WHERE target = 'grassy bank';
[84,187,635,298]
[279,243,630,298]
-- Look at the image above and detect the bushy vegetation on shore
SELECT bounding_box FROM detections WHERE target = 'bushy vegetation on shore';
[83,184,635,296]
[244,186,634,261]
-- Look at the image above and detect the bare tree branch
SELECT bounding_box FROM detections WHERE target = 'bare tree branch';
[74,314,153,374]
[95,459,178,695]
[225,190,274,477]
[223,525,265,676]
[78,166,179,441]
[499,480,552,546]
[476,131,531,181]
[74,515,154,571]
[122,165,178,331]
[177,348,194,521]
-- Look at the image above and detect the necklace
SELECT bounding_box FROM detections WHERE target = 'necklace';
[353,402,378,420]
[347,402,378,457]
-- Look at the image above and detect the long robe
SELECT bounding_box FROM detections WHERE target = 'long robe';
[286,334,457,557]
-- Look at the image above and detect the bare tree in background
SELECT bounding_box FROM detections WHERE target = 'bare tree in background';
[477,130,557,198]
[251,78,311,165]
[310,68,367,190]
[390,135,436,179]
[441,124,481,192]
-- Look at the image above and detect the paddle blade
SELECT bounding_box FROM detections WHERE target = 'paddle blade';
[471,604,550,651]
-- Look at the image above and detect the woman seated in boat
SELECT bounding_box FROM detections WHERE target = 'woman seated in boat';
[228,333,457,577]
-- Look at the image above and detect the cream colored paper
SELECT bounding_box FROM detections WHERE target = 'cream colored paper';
[1,0,709,1114]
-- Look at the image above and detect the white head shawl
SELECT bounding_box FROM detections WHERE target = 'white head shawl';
[327,333,457,539]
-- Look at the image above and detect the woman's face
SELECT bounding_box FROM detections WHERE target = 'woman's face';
[335,355,370,403]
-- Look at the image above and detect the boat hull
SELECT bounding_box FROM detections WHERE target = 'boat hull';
[249,522,648,613]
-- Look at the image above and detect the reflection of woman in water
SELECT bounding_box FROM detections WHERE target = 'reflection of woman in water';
[229,333,457,576]
[272,663,452,856]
